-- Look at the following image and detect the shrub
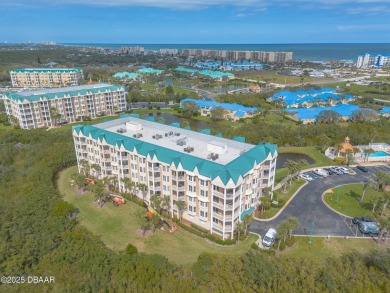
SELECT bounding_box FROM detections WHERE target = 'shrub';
[251,243,259,251]
[148,106,153,110]
[3,122,11,126]
[334,157,346,165]
[156,106,161,110]
[285,236,296,247]
[279,241,286,251]
[126,243,138,255]
[190,224,208,234]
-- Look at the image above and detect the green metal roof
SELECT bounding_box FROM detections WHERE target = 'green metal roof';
[4,84,124,102]
[72,124,277,185]
[10,67,82,73]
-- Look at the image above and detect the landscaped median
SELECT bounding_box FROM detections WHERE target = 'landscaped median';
[323,183,387,218]
[255,179,307,220]
[58,166,257,266]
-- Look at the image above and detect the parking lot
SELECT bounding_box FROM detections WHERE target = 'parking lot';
[249,164,390,239]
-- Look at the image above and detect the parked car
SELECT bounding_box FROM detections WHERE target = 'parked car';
[313,168,329,177]
[324,168,335,175]
[262,228,277,247]
[338,167,350,174]
[357,165,368,172]
[358,222,380,234]
[352,216,375,224]
[299,174,313,181]
[306,172,320,179]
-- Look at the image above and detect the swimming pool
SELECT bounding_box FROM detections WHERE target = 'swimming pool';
[360,151,390,157]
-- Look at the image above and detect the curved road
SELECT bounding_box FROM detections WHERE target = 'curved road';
[249,165,390,238]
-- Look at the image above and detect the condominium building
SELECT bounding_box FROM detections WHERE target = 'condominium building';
[182,49,293,63]
[72,117,278,239]
[159,48,179,55]
[120,46,145,54]
[357,53,390,68]
[3,84,126,129]
[10,68,83,88]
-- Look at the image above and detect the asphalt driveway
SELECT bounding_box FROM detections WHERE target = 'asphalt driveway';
[249,165,390,238]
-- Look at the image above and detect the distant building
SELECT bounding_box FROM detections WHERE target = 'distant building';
[284,104,361,124]
[268,88,355,108]
[120,46,144,54]
[10,68,83,88]
[113,72,139,80]
[159,48,178,55]
[182,49,292,63]
[137,68,164,75]
[72,116,278,239]
[180,98,257,121]
[357,53,390,68]
[3,84,126,129]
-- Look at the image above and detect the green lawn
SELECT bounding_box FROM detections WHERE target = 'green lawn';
[257,179,306,219]
[284,236,386,261]
[323,183,387,218]
[59,166,257,266]
[275,146,334,182]
[233,70,333,85]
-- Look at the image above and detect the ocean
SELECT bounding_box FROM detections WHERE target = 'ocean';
[62,43,390,62]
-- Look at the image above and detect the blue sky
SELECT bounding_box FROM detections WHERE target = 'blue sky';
[1,0,390,43]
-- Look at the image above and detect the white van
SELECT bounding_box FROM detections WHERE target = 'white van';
[313,168,328,177]
[262,228,277,247]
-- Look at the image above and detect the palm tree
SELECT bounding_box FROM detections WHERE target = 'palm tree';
[287,217,300,239]
[138,183,148,202]
[380,193,390,217]
[363,148,375,162]
[235,221,246,242]
[296,159,309,177]
[377,218,390,242]
[150,194,162,214]
[345,149,354,167]
[121,177,132,193]
[88,181,105,203]
[243,214,253,235]
[49,106,62,126]
[284,159,298,187]
[79,159,90,176]
[90,163,101,179]
[175,200,185,222]
[334,143,343,157]
[276,222,289,250]
[71,172,85,191]
[360,179,375,204]
[162,195,171,213]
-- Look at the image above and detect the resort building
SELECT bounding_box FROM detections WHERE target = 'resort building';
[137,68,164,75]
[182,49,293,63]
[113,72,139,80]
[357,53,390,68]
[3,83,126,129]
[268,88,355,108]
[175,67,234,81]
[72,116,278,239]
[325,138,390,162]
[180,98,258,121]
[284,104,361,124]
[10,68,83,88]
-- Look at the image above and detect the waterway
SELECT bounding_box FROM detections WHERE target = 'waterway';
[276,153,315,169]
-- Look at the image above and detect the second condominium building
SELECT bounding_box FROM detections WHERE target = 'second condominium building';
[72,117,278,239]
[10,68,83,88]
[182,49,293,63]
[3,83,126,129]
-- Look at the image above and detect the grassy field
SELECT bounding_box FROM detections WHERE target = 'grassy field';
[234,70,332,85]
[323,183,387,218]
[59,166,257,266]
[285,236,387,260]
[275,146,334,182]
[257,179,306,219]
